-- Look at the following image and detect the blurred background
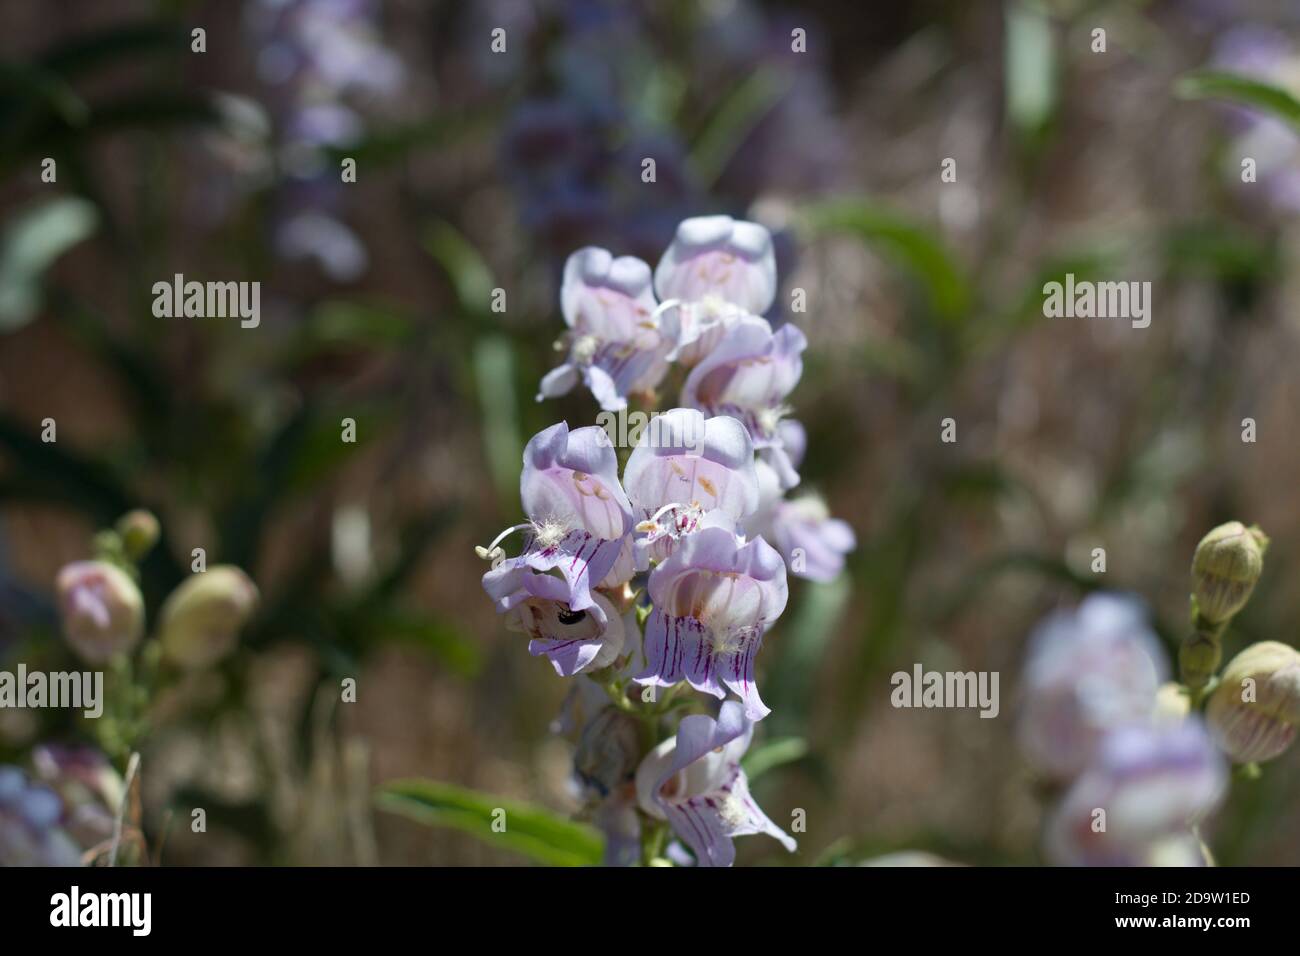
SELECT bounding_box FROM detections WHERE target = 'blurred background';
[1,0,1298,865]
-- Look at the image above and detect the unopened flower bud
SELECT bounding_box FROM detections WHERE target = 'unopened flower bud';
[55,560,145,664]
[574,708,640,799]
[1191,522,1267,625]
[1179,630,1223,691]
[1153,682,1192,724]
[115,510,160,561]
[158,566,258,670]
[1206,641,1300,764]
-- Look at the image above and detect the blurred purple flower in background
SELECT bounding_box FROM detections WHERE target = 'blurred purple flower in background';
[0,766,83,867]
[1018,593,1167,781]
[1044,721,1225,866]
[476,0,844,263]
[248,0,405,280]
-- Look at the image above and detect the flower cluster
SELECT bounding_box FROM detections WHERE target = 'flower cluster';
[1019,521,1296,867]
[480,216,853,866]
[0,510,259,867]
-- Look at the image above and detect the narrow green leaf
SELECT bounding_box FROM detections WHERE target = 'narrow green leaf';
[422,220,495,315]
[365,608,481,677]
[798,199,971,323]
[377,779,604,866]
[690,66,788,189]
[473,336,522,506]
[1005,3,1056,134]
[1176,70,1300,129]
[0,197,98,332]
[766,575,851,735]
[742,737,809,782]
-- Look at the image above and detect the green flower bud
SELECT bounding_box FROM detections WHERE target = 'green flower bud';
[158,566,258,670]
[1206,641,1300,764]
[1153,681,1191,724]
[1191,522,1267,625]
[55,560,145,664]
[1179,631,1222,691]
[115,510,160,561]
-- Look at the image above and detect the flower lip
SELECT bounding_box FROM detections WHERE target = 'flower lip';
[635,526,788,721]
[634,701,796,866]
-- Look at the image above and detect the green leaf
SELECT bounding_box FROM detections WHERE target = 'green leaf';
[377,779,604,866]
[798,199,971,323]
[299,298,415,353]
[765,575,851,736]
[364,608,481,677]
[742,737,809,782]
[689,66,788,189]
[474,335,523,507]
[1163,222,1278,284]
[1005,2,1056,135]
[0,197,98,332]
[1176,70,1300,130]
[323,112,495,167]
[37,21,188,77]
[422,220,495,315]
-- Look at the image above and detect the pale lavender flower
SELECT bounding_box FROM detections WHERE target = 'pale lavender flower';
[623,408,760,568]
[634,701,795,866]
[1018,593,1168,780]
[1043,720,1225,866]
[486,422,633,610]
[482,563,625,676]
[659,296,754,368]
[274,209,368,282]
[654,215,778,316]
[538,248,676,411]
[744,454,855,584]
[252,0,403,98]
[768,498,856,584]
[635,526,787,721]
[682,317,807,487]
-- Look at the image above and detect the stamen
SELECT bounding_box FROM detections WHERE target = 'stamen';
[476,523,532,566]
[652,298,681,320]
[647,501,692,526]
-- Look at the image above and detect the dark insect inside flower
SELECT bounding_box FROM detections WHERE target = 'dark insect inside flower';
[557,607,587,626]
